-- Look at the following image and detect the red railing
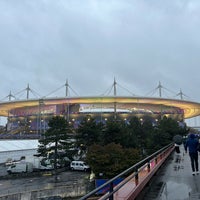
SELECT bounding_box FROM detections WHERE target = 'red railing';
[80,143,174,200]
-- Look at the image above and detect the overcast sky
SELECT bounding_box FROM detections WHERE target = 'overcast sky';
[0,0,200,125]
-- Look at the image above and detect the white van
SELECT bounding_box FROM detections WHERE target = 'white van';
[7,162,33,174]
[70,161,90,171]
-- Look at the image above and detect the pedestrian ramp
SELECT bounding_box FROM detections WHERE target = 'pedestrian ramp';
[140,145,200,200]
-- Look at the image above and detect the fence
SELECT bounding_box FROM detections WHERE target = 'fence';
[80,143,174,200]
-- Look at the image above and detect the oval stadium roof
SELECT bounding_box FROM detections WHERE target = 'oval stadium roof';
[0,96,200,119]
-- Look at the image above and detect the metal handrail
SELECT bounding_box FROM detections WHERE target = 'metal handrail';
[80,143,174,200]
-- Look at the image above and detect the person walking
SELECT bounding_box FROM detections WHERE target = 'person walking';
[185,133,199,176]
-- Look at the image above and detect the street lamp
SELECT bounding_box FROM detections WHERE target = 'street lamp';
[38,99,44,136]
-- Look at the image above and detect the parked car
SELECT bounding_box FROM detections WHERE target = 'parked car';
[70,161,90,171]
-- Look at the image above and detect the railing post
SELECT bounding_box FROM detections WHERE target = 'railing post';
[155,156,158,164]
[135,168,139,185]
[109,181,114,200]
[147,161,151,173]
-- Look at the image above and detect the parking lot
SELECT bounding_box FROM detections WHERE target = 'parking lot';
[0,164,91,198]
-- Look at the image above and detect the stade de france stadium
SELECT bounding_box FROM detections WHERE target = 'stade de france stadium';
[1,82,200,134]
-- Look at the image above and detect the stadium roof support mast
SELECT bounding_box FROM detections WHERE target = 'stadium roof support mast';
[8,91,15,101]
[26,84,31,99]
[114,77,117,96]
[156,81,163,120]
[65,79,70,122]
[176,88,190,100]
[65,79,69,97]
[178,89,183,100]
[114,78,117,120]
[177,89,184,100]
[158,81,162,98]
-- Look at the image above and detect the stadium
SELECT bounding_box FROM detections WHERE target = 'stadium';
[0,81,200,135]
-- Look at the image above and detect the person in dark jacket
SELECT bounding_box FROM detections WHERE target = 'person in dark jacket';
[185,133,199,175]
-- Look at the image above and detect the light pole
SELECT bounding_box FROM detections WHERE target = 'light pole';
[38,99,44,136]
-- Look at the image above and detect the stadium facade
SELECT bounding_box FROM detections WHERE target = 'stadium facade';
[0,96,200,134]
[1,81,200,135]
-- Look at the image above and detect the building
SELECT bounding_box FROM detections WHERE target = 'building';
[1,81,200,135]
[0,96,199,134]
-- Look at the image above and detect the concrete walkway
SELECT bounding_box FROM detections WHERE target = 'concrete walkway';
[141,145,200,200]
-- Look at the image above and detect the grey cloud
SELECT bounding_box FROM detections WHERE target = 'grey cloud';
[0,0,200,105]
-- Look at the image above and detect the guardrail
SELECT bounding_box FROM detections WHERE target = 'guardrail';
[80,143,174,200]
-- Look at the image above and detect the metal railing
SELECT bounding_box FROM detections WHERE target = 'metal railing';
[80,143,174,200]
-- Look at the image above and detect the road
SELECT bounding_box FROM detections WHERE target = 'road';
[0,164,91,197]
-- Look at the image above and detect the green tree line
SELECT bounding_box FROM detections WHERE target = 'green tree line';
[38,115,188,178]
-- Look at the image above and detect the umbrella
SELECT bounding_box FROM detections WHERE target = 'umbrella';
[173,135,183,145]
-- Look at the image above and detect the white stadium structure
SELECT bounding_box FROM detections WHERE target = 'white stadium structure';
[0,80,200,135]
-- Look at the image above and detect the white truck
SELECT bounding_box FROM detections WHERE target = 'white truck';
[7,162,33,174]
[32,157,53,171]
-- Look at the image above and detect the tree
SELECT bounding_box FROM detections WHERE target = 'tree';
[74,115,189,179]
[124,117,142,149]
[86,143,140,178]
[76,116,104,147]
[140,116,155,156]
[103,119,125,145]
[157,116,184,140]
[145,116,187,153]
[37,116,70,169]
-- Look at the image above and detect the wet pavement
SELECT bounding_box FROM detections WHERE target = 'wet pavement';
[141,145,200,200]
[0,169,90,197]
